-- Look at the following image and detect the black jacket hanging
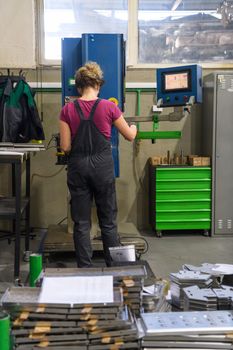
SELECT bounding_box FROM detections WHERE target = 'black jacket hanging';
[0,77,45,142]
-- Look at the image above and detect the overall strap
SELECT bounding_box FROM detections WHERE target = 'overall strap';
[88,98,101,121]
[74,98,101,121]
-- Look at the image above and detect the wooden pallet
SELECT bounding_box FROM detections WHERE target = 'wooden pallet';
[43,223,146,255]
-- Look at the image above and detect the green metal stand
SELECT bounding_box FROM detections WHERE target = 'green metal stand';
[0,311,10,350]
[136,131,181,140]
[136,114,181,140]
[29,253,43,287]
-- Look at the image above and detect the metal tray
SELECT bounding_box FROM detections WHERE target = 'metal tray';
[141,310,233,335]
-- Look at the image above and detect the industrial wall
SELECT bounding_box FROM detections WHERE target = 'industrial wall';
[0,1,225,233]
[0,66,203,232]
[0,0,35,68]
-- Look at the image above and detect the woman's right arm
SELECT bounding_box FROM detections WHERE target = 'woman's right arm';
[59,120,71,153]
[113,115,137,141]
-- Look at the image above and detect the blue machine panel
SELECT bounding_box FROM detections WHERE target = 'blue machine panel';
[81,34,125,110]
[61,38,82,105]
[61,34,125,177]
[156,65,202,107]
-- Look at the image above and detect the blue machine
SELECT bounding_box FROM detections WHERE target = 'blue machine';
[156,65,202,107]
[61,38,82,104]
[61,34,125,177]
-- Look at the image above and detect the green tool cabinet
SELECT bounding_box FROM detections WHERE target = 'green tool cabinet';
[149,166,211,237]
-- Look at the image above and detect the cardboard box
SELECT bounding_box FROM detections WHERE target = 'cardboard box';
[188,156,211,166]
[149,156,161,165]
[201,157,211,166]
[189,157,202,166]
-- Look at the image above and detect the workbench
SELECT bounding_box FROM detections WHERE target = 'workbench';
[0,151,31,281]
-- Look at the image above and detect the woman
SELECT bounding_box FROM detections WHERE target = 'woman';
[59,61,137,267]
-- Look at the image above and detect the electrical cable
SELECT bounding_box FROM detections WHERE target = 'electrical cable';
[46,134,56,150]
[31,165,65,184]
[119,235,149,255]
[46,146,56,150]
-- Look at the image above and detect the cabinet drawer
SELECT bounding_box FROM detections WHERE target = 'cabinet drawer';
[156,221,211,230]
[156,210,211,221]
[156,200,211,211]
[156,167,211,180]
[156,190,211,201]
[156,179,211,191]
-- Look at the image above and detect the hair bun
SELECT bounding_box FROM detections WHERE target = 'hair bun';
[75,62,104,93]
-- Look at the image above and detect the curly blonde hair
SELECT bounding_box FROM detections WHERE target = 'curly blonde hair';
[75,62,104,94]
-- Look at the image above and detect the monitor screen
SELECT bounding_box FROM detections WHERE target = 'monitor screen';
[164,72,189,91]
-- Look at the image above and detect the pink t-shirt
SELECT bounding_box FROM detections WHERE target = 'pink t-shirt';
[60,99,122,140]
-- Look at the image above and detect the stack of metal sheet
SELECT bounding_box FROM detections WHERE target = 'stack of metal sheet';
[183,263,233,286]
[43,266,146,317]
[183,285,233,311]
[104,266,146,317]
[141,310,233,349]
[183,285,218,311]
[170,270,213,309]
[214,286,233,310]
[142,294,171,313]
[1,286,140,350]
[142,281,171,313]
[183,263,220,275]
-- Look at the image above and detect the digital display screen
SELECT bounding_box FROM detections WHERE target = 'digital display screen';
[165,72,189,91]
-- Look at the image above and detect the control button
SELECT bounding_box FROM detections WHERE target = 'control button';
[175,96,179,101]
[166,96,170,102]
[108,97,119,105]
[184,95,188,101]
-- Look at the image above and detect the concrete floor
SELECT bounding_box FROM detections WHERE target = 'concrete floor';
[142,232,233,278]
[0,230,233,298]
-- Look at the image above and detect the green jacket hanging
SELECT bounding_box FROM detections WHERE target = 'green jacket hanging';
[0,77,45,142]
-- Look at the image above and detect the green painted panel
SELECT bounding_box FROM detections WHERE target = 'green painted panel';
[156,180,211,190]
[156,221,211,230]
[156,200,211,211]
[136,131,181,139]
[156,167,211,180]
[156,210,211,221]
[156,190,211,201]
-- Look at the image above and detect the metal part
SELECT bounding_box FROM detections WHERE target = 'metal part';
[125,116,154,123]
[43,265,147,278]
[136,131,181,140]
[141,310,233,335]
[125,106,190,124]
[1,287,123,310]
[183,285,218,311]
[42,266,145,317]
[125,103,193,140]
[183,262,228,277]
[170,270,213,308]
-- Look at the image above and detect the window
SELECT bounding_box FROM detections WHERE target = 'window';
[138,0,233,64]
[40,0,233,66]
[42,0,128,62]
